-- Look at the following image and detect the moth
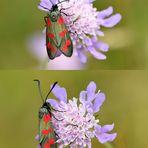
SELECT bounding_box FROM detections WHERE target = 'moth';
[34,80,58,148]
[39,0,73,60]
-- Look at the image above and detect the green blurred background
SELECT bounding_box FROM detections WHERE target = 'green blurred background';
[0,0,148,69]
[0,71,148,147]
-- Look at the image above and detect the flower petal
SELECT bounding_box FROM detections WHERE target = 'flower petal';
[97,30,104,36]
[46,99,60,109]
[94,41,109,52]
[102,14,122,28]
[101,123,115,133]
[84,37,93,46]
[59,144,64,148]
[98,7,113,19]
[77,49,87,63]
[93,92,105,113]
[86,139,91,148]
[94,124,101,131]
[50,0,58,4]
[96,133,117,143]
[88,0,95,3]
[86,102,93,113]
[86,81,96,102]
[38,0,52,11]
[79,90,87,103]
[88,46,106,60]
[95,124,117,143]
[38,0,58,11]
[51,84,67,103]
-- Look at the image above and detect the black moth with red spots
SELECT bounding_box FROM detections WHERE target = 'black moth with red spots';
[34,80,58,148]
[40,1,73,60]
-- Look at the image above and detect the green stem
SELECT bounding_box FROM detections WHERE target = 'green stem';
[39,58,48,69]
[104,142,114,148]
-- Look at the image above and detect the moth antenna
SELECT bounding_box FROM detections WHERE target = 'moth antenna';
[45,81,58,101]
[34,79,44,103]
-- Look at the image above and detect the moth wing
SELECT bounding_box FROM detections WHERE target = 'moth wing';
[46,29,58,60]
[46,15,73,59]
[46,18,58,60]
[39,115,46,144]
[54,15,73,57]
[59,29,73,57]
[39,113,57,147]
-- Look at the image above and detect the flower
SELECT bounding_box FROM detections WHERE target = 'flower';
[47,81,117,147]
[38,0,122,63]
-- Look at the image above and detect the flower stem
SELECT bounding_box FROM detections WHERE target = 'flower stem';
[104,142,115,148]
[39,58,48,69]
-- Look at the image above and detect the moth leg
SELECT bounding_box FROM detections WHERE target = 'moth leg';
[65,123,78,127]
[69,31,78,37]
[47,109,64,121]
[44,16,48,24]
[59,5,72,12]
[54,131,60,139]
[60,12,74,17]
[69,137,77,145]
[50,105,66,112]
[51,112,64,121]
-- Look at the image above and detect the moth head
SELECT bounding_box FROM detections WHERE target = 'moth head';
[39,107,48,118]
[50,11,58,22]
[40,107,48,114]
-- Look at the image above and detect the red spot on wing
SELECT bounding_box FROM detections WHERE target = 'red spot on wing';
[66,40,71,46]
[47,43,51,48]
[58,16,64,25]
[59,29,68,37]
[47,33,54,39]
[47,19,51,26]
[44,139,54,148]
[44,142,50,148]
[62,40,71,53]
[62,45,68,52]
[47,43,56,54]
[42,128,53,135]
[42,130,49,135]
[48,139,55,144]
[43,114,51,124]
[48,128,53,133]
[59,32,64,37]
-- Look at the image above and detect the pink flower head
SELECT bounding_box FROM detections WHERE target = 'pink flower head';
[46,81,117,147]
[38,0,122,63]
